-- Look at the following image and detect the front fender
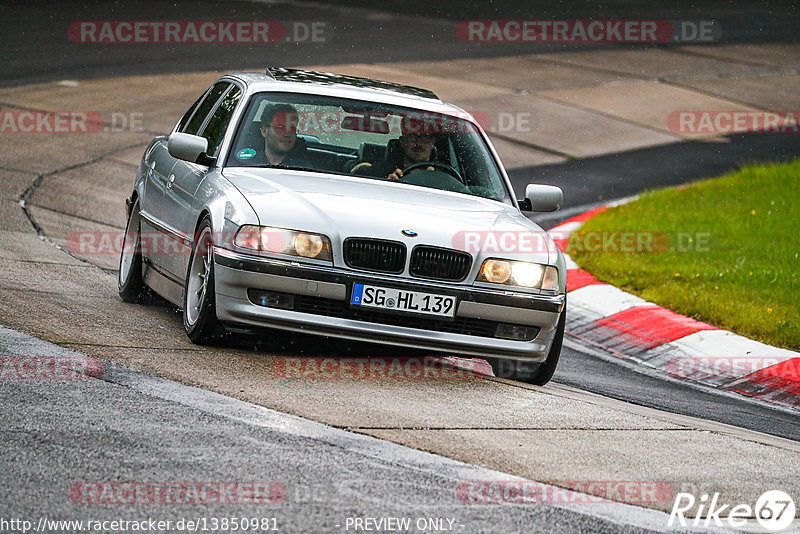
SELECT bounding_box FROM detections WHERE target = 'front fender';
[193,169,259,249]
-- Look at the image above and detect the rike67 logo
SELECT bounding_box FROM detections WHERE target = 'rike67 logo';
[669,490,796,531]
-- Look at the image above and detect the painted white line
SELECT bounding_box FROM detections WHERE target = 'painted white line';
[668,330,799,362]
[564,256,580,270]
[569,283,656,317]
[641,330,800,385]
[548,220,583,238]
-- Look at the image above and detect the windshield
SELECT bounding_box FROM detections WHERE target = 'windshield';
[226,92,511,203]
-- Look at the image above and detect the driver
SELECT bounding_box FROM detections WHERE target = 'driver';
[353,132,438,180]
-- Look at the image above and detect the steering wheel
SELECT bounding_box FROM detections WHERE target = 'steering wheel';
[402,161,464,184]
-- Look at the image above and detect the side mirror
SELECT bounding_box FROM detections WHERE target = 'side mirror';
[168,132,215,166]
[520,184,563,212]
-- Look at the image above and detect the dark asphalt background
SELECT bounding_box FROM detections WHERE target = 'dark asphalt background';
[515,133,800,215]
[1,0,798,87]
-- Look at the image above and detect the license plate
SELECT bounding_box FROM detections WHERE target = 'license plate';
[351,283,456,318]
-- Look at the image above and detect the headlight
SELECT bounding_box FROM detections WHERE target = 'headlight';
[477,259,558,290]
[234,225,332,261]
[510,262,544,287]
[294,233,325,258]
[480,259,512,283]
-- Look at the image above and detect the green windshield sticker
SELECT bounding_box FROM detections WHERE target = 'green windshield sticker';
[237,148,256,160]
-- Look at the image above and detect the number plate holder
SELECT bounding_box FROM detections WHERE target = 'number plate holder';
[350,283,457,320]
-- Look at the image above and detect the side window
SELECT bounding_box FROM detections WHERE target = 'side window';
[200,85,243,157]
[183,81,230,135]
[175,89,208,133]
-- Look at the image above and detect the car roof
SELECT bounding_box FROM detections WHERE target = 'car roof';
[225,68,472,118]
[266,67,440,100]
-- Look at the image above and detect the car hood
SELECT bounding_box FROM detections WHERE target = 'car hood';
[222,167,555,265]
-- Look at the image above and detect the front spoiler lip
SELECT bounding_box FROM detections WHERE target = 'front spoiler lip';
[217,303,548,361]
[213,247,565,314]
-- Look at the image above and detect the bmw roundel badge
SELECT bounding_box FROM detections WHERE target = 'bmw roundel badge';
[401,229,418,237]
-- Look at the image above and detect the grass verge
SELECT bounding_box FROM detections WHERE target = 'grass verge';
[570,159,799,350]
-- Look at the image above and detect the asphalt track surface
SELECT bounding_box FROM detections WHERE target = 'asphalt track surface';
[2,0,800,531]
[2,326,677,534]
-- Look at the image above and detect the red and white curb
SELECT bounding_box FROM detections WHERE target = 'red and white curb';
[547,206,800,410]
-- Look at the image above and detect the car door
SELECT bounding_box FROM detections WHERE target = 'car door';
[140,82,226,276]
[142,84,211,223]
[140,141,176,233]
[143,81,231,284]
[161,82,243,281]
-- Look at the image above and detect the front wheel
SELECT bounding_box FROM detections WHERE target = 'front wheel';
[183,218,226,344]
[490,302,566,385]
[118,198,147,303]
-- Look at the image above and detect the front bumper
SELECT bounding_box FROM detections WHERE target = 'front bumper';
[213,248,565,361]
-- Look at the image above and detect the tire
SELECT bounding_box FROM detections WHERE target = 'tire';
[490,301,566,385]
[183,217,226,344]
[118,198,148,303]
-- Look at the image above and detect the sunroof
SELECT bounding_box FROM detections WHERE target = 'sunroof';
[266,67,440,101]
